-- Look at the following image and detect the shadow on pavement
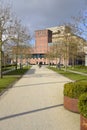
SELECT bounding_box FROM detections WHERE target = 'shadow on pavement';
[14,81,69,88]
[26,69,36,74]
[0,104,63,121]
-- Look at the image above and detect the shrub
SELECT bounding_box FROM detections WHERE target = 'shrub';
[78,93,87,118]
[64,81,87,98]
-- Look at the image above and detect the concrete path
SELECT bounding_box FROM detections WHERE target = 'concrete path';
[0,65,80,130]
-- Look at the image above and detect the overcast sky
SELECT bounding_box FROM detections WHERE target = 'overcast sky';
[3,0,87,38]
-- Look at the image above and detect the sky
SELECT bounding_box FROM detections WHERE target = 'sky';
[2,0,87,43]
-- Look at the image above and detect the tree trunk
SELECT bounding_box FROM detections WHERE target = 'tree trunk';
[0,50,3,78]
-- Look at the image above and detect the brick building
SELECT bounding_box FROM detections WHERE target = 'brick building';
[12,25,86,66]
[30,29,52,64]
[30,26,86,65]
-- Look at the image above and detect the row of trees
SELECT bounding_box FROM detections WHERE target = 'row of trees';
[46,26,86,70]
[46,10,87,70]
[0,3,31,78]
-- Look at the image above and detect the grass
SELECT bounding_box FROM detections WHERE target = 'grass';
[67,66,87,73]
[0,77,18,92]
[48,66,87,81]
[0,66,31,94]
[4,66,31,75]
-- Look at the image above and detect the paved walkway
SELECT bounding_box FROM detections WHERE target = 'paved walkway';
[0,65,80,130]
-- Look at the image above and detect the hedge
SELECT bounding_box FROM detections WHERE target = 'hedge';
[78,93,87,118]
[64,81,87,98]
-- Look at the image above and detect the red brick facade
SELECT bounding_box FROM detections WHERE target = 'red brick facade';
[30,29,52,64]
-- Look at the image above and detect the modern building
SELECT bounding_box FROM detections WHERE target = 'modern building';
[12,25,86,66]
[30,25,73,65]
[30,29,52,64]
[30,25,86,65]
[47,26,71,43]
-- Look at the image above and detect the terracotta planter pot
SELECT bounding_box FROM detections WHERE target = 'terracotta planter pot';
[64,96,79,113]
[80,115,87,130]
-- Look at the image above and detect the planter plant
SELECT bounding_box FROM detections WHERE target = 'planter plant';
[64,81,87,113]
[78,93,87,130]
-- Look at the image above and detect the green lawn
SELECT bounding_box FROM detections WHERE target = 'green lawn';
[0,66,31,94]
[48,66,87,81]
[67,66,87,73]
[4,66,31,75]
[0,77,18,92]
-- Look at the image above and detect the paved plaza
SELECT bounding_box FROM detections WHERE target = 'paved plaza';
[0,65,80,130]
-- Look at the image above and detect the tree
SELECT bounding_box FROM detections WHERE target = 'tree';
[61,32,85,70]
[0,4,13,78]
[12,44,31,68]
[47,25,86,71]
[10,18,31,69]
[67,14,87,65]
[0,2,31,78]
[51,42,63,68]
[46,48,54,65]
